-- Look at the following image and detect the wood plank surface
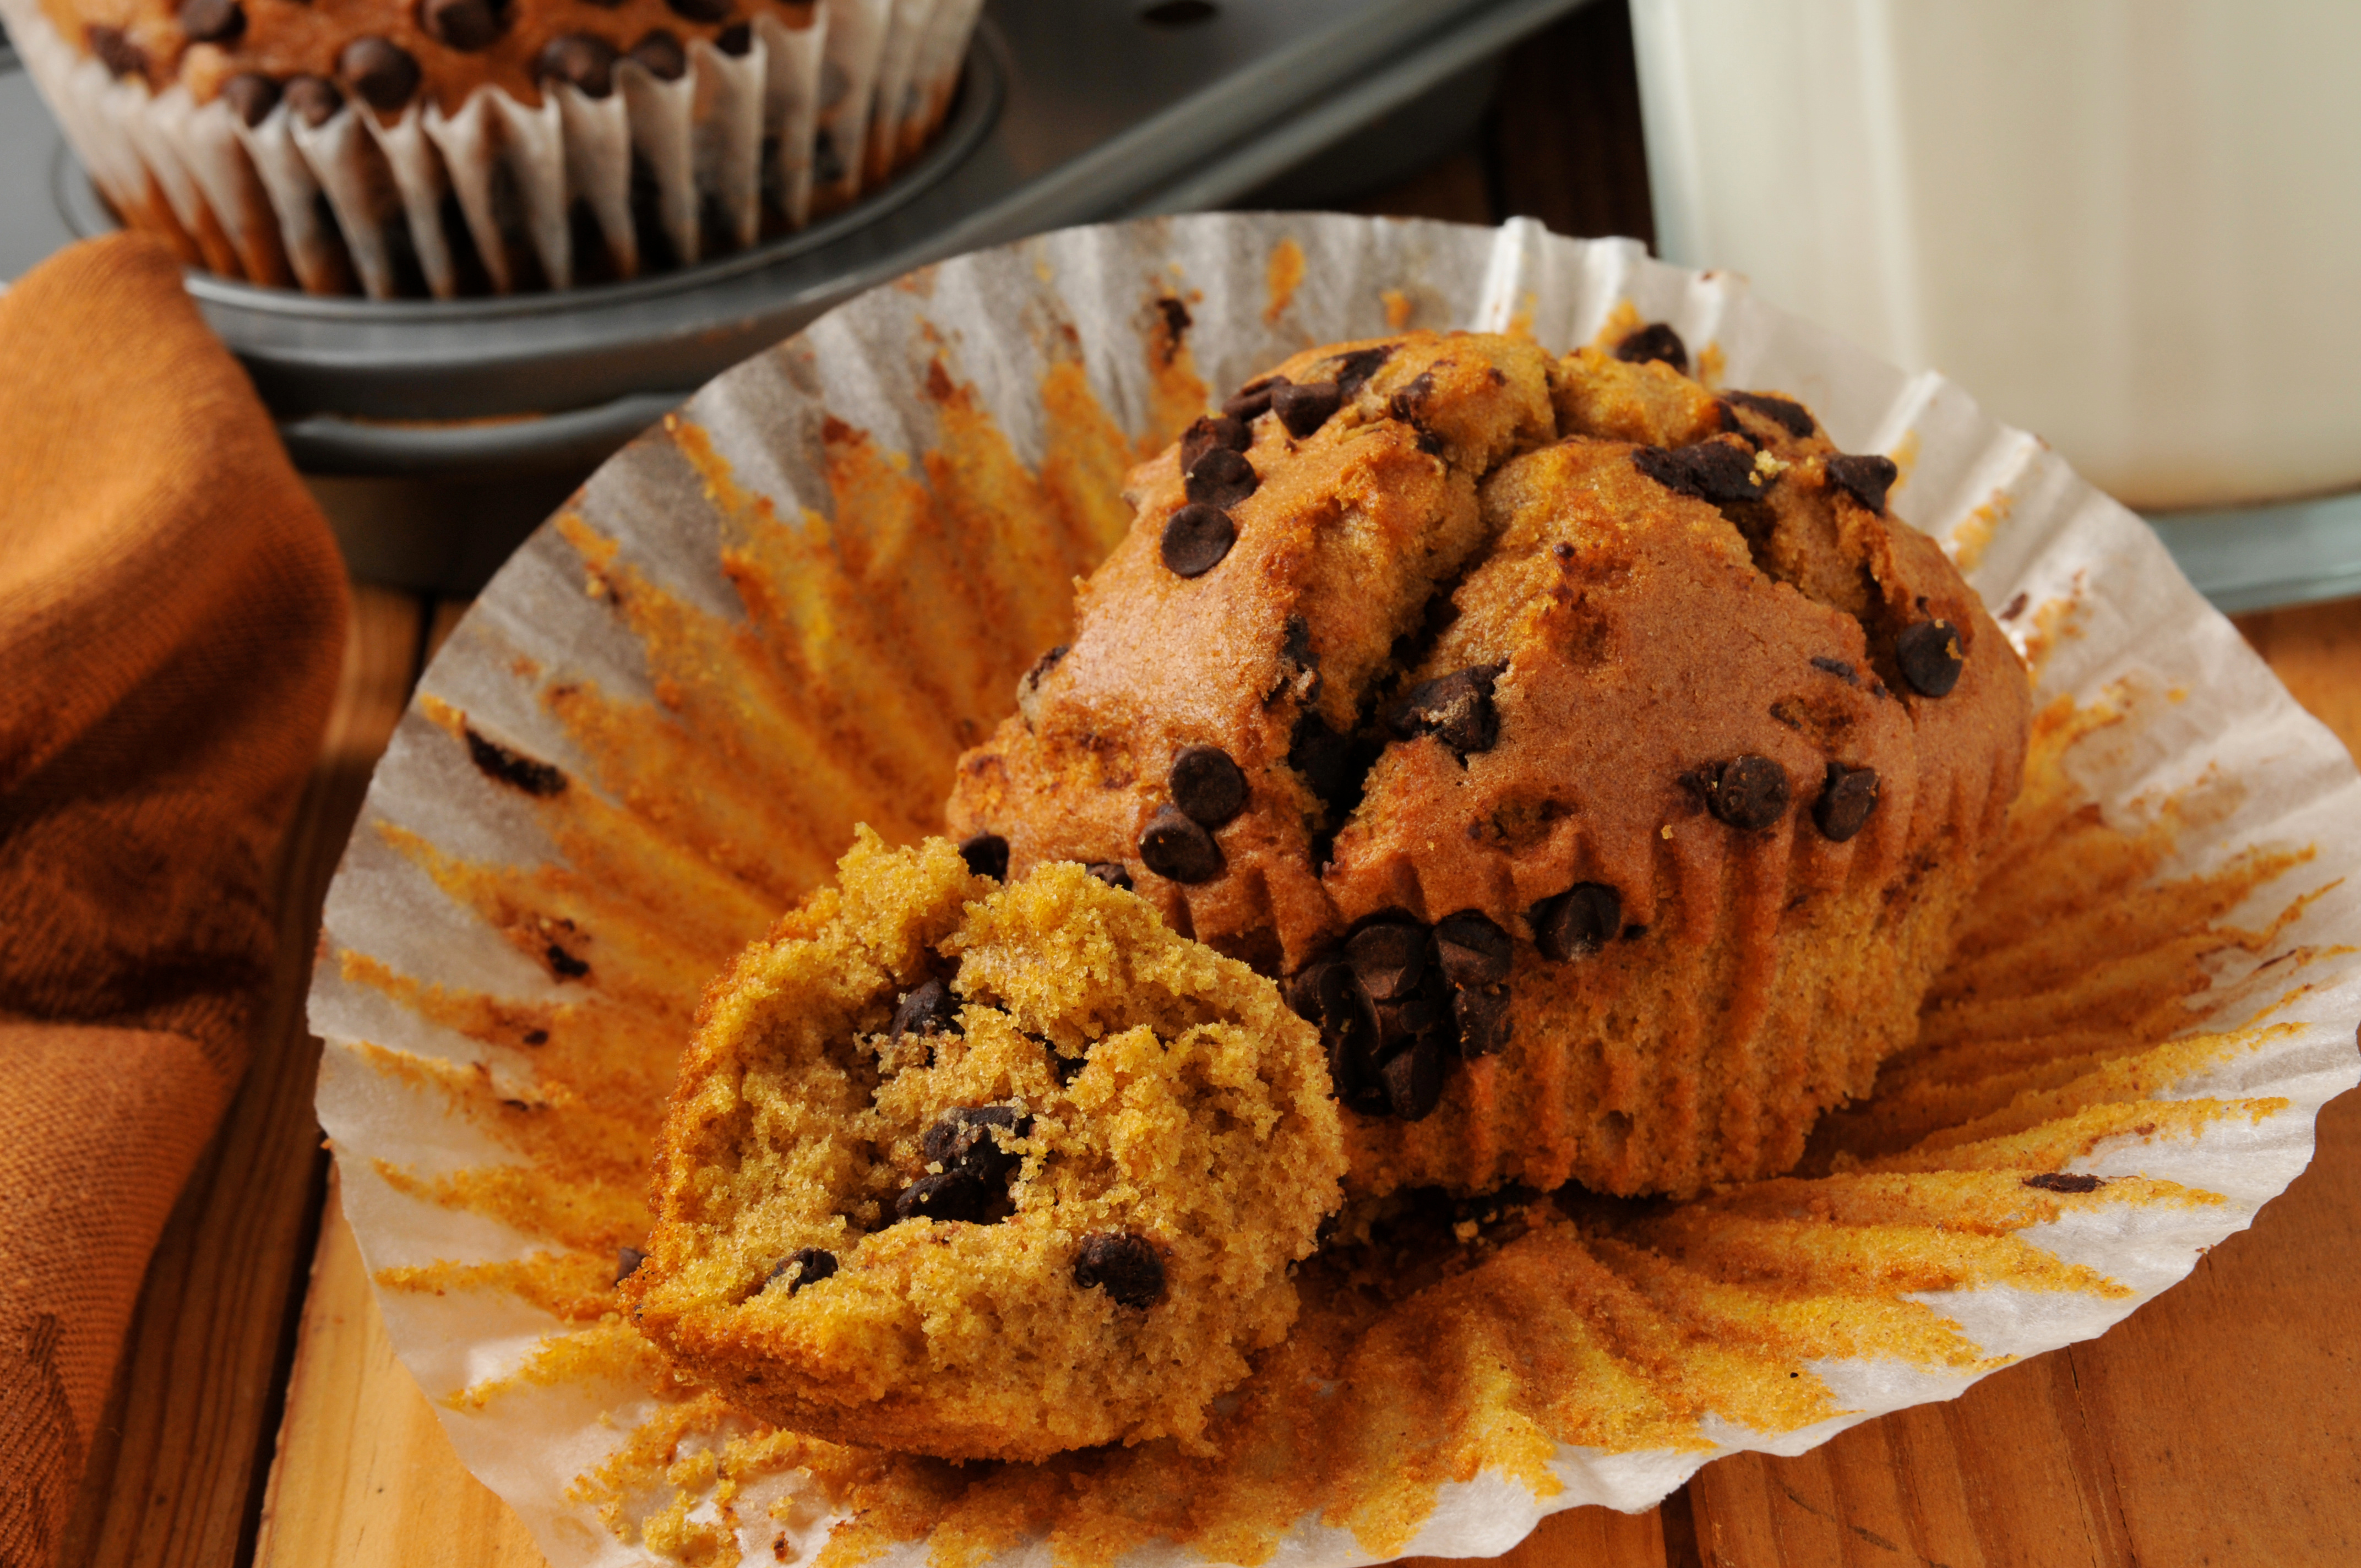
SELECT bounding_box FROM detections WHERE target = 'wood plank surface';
[53,586,426,1568]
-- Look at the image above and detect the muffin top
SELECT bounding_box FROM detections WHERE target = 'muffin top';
[45,0,814,119]
[945,326,2030,981]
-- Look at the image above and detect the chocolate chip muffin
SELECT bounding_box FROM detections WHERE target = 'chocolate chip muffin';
[626,830,1346,1462]
[945,325,2031,1199]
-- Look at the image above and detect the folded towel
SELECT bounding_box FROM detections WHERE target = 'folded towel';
[0,234,346,1567]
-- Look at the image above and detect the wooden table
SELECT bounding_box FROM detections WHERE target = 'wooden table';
[52,6,2361,1565]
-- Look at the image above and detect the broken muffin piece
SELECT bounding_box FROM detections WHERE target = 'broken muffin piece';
[625,830,1346,1462]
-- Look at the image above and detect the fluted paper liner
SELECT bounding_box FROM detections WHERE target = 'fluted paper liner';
[0,0,974,297]
[306,214,2361,1567]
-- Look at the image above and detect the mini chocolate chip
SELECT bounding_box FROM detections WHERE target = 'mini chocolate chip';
[1533,883,1620,962]
[418,0,505,50]
[1896,621,1965,698]
[86,25,146,78]
[1386,370,1438,426]
[465,727,567,796]
[1168,744,1246,827]
[1999,591,2030,622]
[536,32,619,95]
[628,29,688,79]
[1810,655,1859,684]
[774,1247,837,1293]
[1178,414,1250,473]
[1724,390,1814,438]
[1073,1233,1165,1308]
[1706,756,1791,830]
[716,20,752,53]
[890,977,960,1043]
[2024,1172,2104,1194]
[1272,380,1341,437]
[921,1104,1030,1185]
[339,36,421,111]
[1139,804,1223,883]
[893,1170,995,1224]
[1381,1033,1446,1121]
[614,1245,646,1284]
[1222,378,1277,421]
[666,0,732,20]
[546,944,589,979]
[284,74,344,124]
[1331,345,1396,394]
[1614,323,1687,373]
[1814,763,1879,843]
[1633,441,1765,505]
[1160,503,1235,578]
[1386,665,1502,758]
[1452,983,1511,1057]
[957,833,1009,880]
[1826,453,1900,514]
[1432,911,1511,988]
[1083,860,1133,891]
[222,73,280,126]
[1345,917,1427,1002]
[1183,447,1258,509]
[179,0,245,45]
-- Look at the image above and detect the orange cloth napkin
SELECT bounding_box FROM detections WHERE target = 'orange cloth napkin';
[0,235,347,1566]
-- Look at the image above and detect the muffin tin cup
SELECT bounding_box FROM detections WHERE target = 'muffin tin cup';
[309,213,2361,1567]
[0,0,977,298]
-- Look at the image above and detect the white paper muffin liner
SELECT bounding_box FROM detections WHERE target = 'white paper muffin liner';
[0,0,976,297]
[307,214,2361,1567]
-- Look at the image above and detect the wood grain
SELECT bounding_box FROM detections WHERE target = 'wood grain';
[53,586,425,1568]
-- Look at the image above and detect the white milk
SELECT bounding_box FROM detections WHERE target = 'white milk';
[1631,0,2361,510]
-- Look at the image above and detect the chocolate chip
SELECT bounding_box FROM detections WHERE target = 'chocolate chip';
[1316,963,1389,1115]
[1330,345,1396,394]
[890,977,960,1043]
[2023,1172,2104,1194]
[614,1245,646,1284]
[1386,371,1438,426]
[1282,959,1332,1023]
[1432,911,1511,988]
[1083,861,1133,891]
[1386,665,1502,758]
[222,73,280,126]
[893,1170,995,1224]
[1452,983,1510,1057]
[536,32,619,95]
[664,0,731,17]
[1179,414,1250,473]
[1614,323,1687,373]
[1724,390,1814,438]
[1045,1037,1087,1085]
[628,29,688,79]
[1826,453,1899,514]
[284,75,343,126]
[1183,447,1258,509]
[1532,883,1620,962]
[1381,1033,1446,1121]
[418,0,505,50]
[1999,591,2029,622]
[1633,441,1765,505]
[339,36,421,111]
[716,20,752,53]
[773,1247,837,1293]
[85,25,146,79]
[1415,430,1447,457]
[1160,503,1235,578]
[546,943,589,979]
[958,833,1009,880]
[1288,711,1370,813]
[1222,378,1277,421]
[465,727,567,797]
[1168,744,1246,827]
[1705,755,1791,830]
[1372,989,1444,1055]
[1345,916,1427,1002]
[1896,621,1964,698]
[1272,380,1341,437]
[1073,1233,1165,1308]
[179,0,244,45]
[1139,804,1223,883]
[1813,763,1879,843]
[921,1104,1030,1185]
[521,1028,548,1046]
[1810,656,1859,684]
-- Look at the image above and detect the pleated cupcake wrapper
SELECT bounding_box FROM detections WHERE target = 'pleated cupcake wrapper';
[308,214,2361,1567]
[0,0,976,298]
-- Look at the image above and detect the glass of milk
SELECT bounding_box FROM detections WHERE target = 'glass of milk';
[1630,0,2361,511]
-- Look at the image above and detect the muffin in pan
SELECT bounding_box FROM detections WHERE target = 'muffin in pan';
[1,0,983,296]
[946,325,2031,1199]
[625,831,1346,1462]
